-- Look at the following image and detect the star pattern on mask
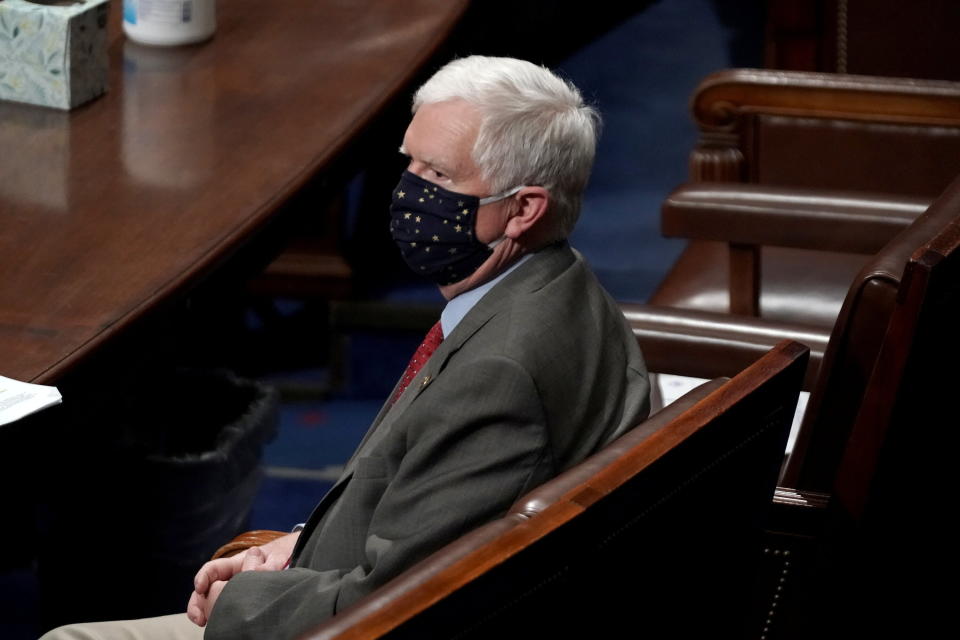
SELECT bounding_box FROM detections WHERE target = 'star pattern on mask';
[390,174,498,287]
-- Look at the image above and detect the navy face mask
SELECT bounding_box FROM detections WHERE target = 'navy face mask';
[389,170,523,285]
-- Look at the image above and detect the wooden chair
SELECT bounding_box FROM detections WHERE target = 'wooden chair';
[624,172,960,639]
[630,171,960,493]
[737,189,960,640]
[807,198,960,637]
[215,341,807,638]
[651,68,960,328]
[833,213,960,525]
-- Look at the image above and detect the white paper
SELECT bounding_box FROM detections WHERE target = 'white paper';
[0,375,62,426]
[656,373,809,456]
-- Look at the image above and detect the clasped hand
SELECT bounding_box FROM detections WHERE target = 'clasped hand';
[186,531,300,627]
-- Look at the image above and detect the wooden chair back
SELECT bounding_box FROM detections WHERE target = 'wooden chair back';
[300,340,809,639]
[783,173,960,491]
[690,69,960,193]
[653,69,960,322]
[822,190,960,637]
[834,205,960,523]
[754,181,960,640]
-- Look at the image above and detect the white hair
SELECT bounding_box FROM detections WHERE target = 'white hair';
[413,56,601,240]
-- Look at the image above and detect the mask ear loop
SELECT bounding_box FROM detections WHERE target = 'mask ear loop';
[479,185,525,206]
[479,186,527,249]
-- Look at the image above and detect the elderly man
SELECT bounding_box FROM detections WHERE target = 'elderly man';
[43,55,649,640]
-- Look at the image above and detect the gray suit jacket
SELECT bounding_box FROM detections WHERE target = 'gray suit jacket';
[206,242,650,639]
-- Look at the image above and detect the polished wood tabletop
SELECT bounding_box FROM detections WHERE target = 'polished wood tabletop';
[0,0,467,384]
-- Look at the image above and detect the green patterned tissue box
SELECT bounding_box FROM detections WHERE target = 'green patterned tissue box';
[0,0,111,110]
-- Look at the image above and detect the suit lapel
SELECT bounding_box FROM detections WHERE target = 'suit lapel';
[348,242,577,462]
[338,306,499,479]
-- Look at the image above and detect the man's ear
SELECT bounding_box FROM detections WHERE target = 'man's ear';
[504,187,550,239]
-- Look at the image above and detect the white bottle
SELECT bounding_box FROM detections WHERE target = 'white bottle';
[123,0,216,47]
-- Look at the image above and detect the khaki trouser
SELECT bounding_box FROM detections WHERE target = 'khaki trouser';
[40,613,203,640]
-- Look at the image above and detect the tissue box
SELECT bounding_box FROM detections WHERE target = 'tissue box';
[0,0,111,110]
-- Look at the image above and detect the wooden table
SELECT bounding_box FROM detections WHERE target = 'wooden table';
[0,0,467,384]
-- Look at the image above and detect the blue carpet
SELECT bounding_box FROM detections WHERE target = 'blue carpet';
[249,476,335,532]
[339,331,425,399]
[249,398,383,530]
[265,400,382,469]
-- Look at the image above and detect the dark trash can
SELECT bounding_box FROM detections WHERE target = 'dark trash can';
[38,369,278,628]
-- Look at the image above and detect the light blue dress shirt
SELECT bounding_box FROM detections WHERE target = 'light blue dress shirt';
[439,254,534,338]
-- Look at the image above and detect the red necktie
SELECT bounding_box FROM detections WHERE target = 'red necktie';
[391,321,444,404]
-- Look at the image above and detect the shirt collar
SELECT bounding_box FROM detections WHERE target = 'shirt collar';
[440,253,534,338]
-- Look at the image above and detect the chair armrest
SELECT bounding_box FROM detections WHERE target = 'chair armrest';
[662,183,930,254]
[211,530,288,560]
[693,68,960,130]
[622,303,828,390]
